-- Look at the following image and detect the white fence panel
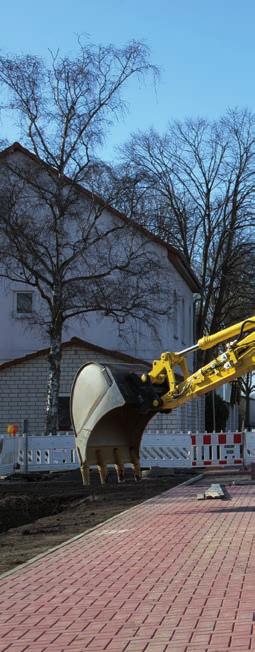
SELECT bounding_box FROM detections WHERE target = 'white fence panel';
[140,433,191,468]
[0,434,79,476]
[244,431,255,466]
[0,436,19,476]
[1,431,253,477]
[20,434,79,472]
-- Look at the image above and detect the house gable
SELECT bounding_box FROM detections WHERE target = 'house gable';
[0,142,200,293]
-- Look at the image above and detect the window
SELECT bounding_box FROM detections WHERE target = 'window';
[58,396,72,431]
[16,292,33,314]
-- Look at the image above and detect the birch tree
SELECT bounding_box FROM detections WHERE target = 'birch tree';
[0,41,161,435]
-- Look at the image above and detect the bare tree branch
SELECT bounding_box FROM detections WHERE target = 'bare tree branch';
[114,110,255,361]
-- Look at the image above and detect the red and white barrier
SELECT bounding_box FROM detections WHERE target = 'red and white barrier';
[191,432,243,467]
[0,431,249,476]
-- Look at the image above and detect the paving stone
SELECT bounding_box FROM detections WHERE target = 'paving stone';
[1,483,255,651]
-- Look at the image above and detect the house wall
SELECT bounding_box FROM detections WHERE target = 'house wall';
[0,266,195,367]
[0,149,196,364]
[0,147,202,432]
[66,265,194,361]
[0,202,195,362]
[0,344,200,436]
[0,260,195,363]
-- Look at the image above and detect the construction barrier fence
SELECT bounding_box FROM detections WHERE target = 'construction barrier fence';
[0,431,254,477]
[190,432,243,467]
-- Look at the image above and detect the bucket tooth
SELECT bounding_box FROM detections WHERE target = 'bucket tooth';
[113,447,125,483]
[130,447,141,481]
[96,449,108,485]
[80,460,90,486]
[76,446,90,486]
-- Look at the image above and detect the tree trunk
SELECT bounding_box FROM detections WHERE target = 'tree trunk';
[45,326,62,435]
[245,389,251,431]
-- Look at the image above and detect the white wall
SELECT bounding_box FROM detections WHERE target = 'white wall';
[0,278,48,361]
[0,271,194,365]
[0,344,198,436]
[64,261,194,362]
[0,150,195,365]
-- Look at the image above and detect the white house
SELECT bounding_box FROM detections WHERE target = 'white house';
[0,142,202,433]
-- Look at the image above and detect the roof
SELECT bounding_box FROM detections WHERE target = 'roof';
[0,337,150,372]
[0,141,201,293]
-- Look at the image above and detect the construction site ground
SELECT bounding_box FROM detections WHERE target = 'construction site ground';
[1,468,255,651]
[0,468,194,574]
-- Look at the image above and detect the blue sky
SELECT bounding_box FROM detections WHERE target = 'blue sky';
[1,0,255,161]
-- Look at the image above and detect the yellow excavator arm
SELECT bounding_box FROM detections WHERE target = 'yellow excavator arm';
[144,317,255,410]
[71,316,255,484]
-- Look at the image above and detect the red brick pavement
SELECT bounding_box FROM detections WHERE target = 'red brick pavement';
[1,482,255,651]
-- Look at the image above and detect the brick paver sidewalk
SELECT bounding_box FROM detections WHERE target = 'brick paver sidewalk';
[0,480,255,651]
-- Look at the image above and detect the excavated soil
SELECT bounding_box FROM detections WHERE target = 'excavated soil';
[0,468,195,574]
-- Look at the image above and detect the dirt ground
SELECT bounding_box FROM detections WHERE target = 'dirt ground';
[0,468,195,575]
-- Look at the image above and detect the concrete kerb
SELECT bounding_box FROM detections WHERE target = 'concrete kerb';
[0,472,204,580]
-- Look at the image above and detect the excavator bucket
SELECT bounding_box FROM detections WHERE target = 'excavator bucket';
[70,362,156,484]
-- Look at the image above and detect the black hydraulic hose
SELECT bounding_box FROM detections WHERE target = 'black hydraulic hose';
[236,319,255,343]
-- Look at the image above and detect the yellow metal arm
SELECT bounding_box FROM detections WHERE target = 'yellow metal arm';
[197,317,255,350]
[145,316,255,411]
[71,315,255,485]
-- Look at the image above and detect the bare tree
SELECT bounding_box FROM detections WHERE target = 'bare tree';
[238,373,255,429]
[115,110,255,353]
[0,41,163,435]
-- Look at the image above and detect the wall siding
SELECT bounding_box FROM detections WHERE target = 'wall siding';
[0,344,202,435]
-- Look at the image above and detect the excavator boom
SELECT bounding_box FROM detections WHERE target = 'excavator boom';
[71,316,255,484]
